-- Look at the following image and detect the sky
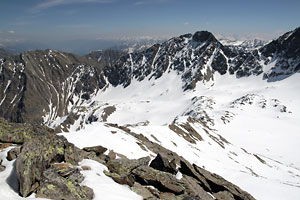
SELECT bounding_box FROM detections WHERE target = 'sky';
[0,0,299,54]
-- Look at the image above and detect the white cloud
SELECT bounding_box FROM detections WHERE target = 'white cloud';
[184,22,189,25]
[31,0,115,12]
[8,30,15,34]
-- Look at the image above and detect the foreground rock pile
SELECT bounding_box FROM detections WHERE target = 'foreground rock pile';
[104,153,255,200]
[0,118,94,199]
[0,118,255,200]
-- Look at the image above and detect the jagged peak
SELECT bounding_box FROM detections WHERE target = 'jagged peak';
[192,31,217,43]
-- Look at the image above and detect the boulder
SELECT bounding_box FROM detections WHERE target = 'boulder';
[7,146,21,161]
[15,133,83,197]
[179,159,211,191]
[16,134,65,197]
[36,165,93,200]
[83,145,107,156]
[181,175,213,200]
[150,153,177,174]
[105,156,150,186]
[131,182,158,200]
[132,165,185,195]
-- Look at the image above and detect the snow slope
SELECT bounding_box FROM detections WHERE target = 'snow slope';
[1,63,299,200]
[58,70,300,200]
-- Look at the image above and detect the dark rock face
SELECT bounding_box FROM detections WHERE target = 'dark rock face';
[260,27,300,80]
[192,31,217,43]
[105,32,229,90]
[150,153,177,174]
[0,50,107,124]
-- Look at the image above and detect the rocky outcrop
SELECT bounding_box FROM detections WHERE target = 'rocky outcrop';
[15,130,84,197]
[0,117,256,199]
[260,27,300,80]
[36,164,94,200]
[104,153,255,200]
[150,153,177,174]
[0,118,94,198]
[105,156,151,186]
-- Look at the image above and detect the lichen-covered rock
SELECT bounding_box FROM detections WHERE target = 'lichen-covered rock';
[7,146,21,161]
[16,134,66,197]
[106,156,150,186]
[15,131,84,197]
[36,165,93,200]
[0,118,35,144]
[64,143,82,165]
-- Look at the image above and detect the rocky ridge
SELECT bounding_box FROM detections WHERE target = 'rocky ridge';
[0,118,255,200]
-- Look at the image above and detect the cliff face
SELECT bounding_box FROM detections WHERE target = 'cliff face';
[0,50,107,124]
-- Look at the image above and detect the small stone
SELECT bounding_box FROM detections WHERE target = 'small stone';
[81,165,91,170]
[0,159,6,172]
[7,146,21,161]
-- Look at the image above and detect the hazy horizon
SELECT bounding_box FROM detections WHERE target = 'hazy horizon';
[1,0,299,54]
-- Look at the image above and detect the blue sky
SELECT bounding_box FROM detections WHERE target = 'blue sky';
[0,0,299,53]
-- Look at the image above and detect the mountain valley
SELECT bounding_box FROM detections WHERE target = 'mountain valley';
[0,27,300,200]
